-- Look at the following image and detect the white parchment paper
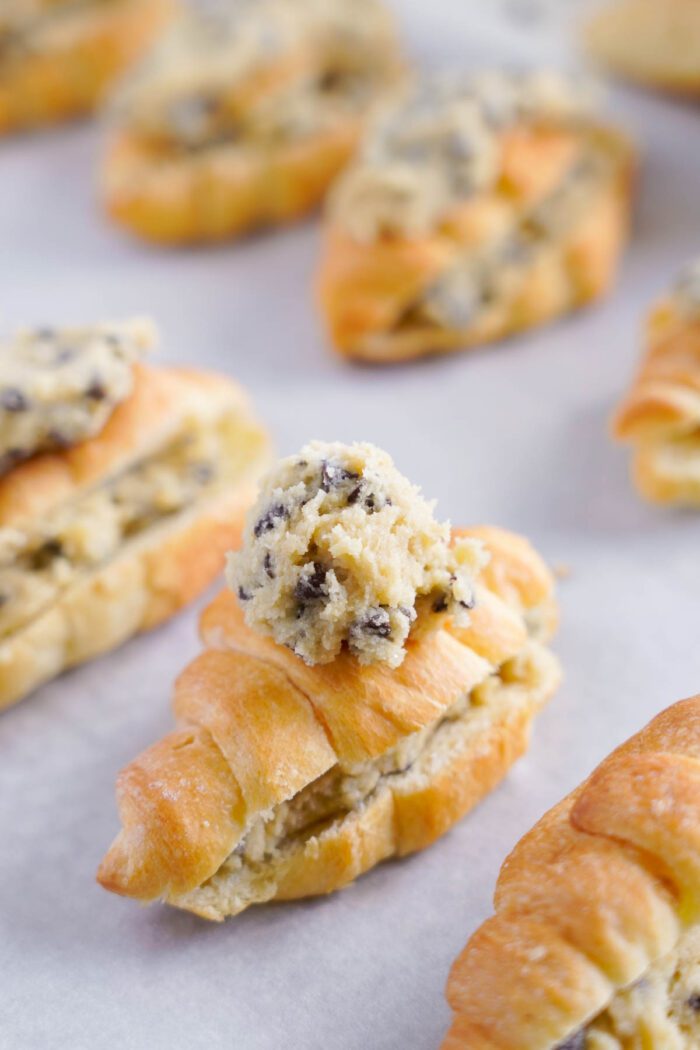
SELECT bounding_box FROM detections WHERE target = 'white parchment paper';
[2,3,700,1047]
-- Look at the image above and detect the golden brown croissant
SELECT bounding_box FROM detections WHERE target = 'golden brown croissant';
[317,71,634,364]
[101,0,403,244]
[97,525,560,920]
[0,0,174,134]
[613,262,700,505]
[585,0,700,97]
[0,337,269,709]
[443,695,700,1049]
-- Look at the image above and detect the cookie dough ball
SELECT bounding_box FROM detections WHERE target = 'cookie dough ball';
[0,318,155,474]
[227,440,486,667]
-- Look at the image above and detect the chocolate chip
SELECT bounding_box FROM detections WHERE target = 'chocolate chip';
[554,1032,586,1050]
[254,503,288,538]
[357,608,392,638]
[399,605,417,623]
[320,460,359,492]
[191,462,215,484]
[433,593,449,614]
[347,484,363,505]
[294,563,328,603]
[86,378,107,400]
[364,494,376,512]
[32,539,64,570]
[47,430,71,450]
[1,388,29,412]
[687,993,700,1012]
[263,552,275,579]
[0,448,26,474]
[459,596,475,610]
[237,586,252,602]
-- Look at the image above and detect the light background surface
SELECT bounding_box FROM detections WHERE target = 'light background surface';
[2,2,700,1048]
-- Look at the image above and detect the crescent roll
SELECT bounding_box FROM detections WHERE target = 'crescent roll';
[97,525,560,921]
[613,259,700,505]
[443,695,700,1049]
[101,0,403,244]
[0,0,174,134]
[0,321,270,710]
[317,70,634,363]
[586,0,700,97]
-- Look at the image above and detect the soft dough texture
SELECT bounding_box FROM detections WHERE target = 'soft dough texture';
[613,258,700,505]
[442,695,700,1050]
[0,318,154,472]
[227,441,486,666]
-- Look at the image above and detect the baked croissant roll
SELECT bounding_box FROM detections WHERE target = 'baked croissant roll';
[0,320,270,710]
[0,0,174,135]
[97,523,560,921]
[101,0,403,245]
[443,695,700,1049]
[585,0,700,97]
[317,70,634,363]
[613,259,700,505]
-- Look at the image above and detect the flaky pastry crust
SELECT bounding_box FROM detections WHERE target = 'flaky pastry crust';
[97,526,560,920]
[0,363,270,709]
[443,696,700,1049]
[613,297,700,505]
[0,0,174,134]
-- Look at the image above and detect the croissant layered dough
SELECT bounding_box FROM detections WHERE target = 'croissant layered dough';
[97,525,561,921]
[614,262,700,505]
[318,73,634,362]
[585,0,700,96]
[101,0,403,244]
[0,363,270,709]
[0,0,174,133]
[443,696,700,1050]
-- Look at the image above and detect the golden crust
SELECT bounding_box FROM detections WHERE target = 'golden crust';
[0,0,174,134]
[613,302,700,505]
[0,362,270,709]
[443,696,700,1049]
[97,526,560,919]
[103,118,365,245]
[585,0,700,97]
[0,362,252,527]
[317,124,634,363]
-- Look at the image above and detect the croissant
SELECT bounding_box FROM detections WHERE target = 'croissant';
[443,695,700,1049]
[613,261,700,505]
[585,0,700,97]
[101,0,403,244]
[317,70,634,364]
[0,0,174,134]
[97,525,560,921]
[0,331,269,709]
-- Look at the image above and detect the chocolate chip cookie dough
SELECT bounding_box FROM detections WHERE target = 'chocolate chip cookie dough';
[227,441,486,667]
[0,319,154,473]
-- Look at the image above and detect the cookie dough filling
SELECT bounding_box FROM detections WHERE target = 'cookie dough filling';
[0,0,121,61]
[0,319,154,473]
[330,69,601,243]
[177,640,551,918]
[109,0,398,153]
[554,926,700,1049]
[0,408,257,641]
[227,440,486,667]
